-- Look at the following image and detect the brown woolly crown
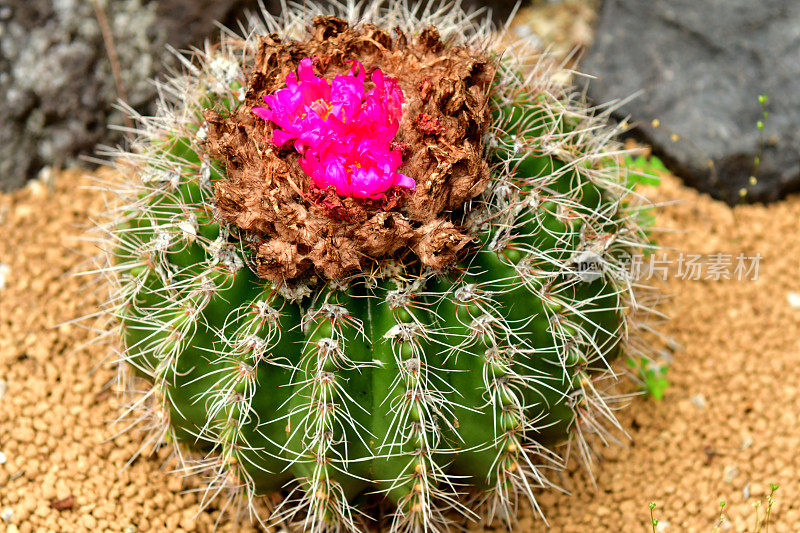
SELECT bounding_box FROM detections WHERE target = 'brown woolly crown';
[205,16,496,282]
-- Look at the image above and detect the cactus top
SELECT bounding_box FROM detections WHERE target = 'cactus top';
[252,58,415,199]
[205,18,496,282]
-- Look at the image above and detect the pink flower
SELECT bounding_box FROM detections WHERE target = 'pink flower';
[253,58,415,200]
[252,58,333,151]
[299,138,415,199]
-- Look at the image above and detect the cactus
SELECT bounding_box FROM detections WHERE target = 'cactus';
[98,1,656,531]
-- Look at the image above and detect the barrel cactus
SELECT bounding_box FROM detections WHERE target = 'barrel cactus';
[100,1,655,530]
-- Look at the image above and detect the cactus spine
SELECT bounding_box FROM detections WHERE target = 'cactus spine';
[97,1,656,531]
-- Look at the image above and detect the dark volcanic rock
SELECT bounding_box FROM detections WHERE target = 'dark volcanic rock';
[582,0,800,204]
[0,0,258,192]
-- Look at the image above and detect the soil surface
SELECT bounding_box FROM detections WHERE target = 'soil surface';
[1,165,798,532]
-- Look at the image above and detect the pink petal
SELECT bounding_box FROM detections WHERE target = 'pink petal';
[296,58,316,82]
[393,172,416,191]
[271,129,294,147]
[252,106,272,121]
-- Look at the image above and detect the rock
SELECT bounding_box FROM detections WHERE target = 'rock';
[723,464,739,484]
[690,393,707,409]
[0,0,514,193]
[581,0,800,204]
[0,0,260,192]
[49,495,75,511]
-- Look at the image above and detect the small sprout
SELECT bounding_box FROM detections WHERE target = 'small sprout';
[649,502,658,533]
[624,154,665,187]
[628,356,669,399]
[749,92,769,193]
[713,500,728,532]
[762,483,779,532]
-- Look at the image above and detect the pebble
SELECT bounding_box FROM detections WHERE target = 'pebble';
[0,451,6,465]
[788,291,800,309]
[690,394,707,409]
[723,465,739,484]
[166,475,183,492]
[0,379,6,401]
[1,508,13,523]
[80,514,97,529]
[0,263,8,290]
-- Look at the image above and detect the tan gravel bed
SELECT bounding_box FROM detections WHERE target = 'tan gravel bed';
[1,169,799,532]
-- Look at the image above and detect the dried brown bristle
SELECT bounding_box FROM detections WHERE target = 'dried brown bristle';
[205,16,496,282]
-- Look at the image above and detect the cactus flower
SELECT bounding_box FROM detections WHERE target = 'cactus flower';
[253,57,414,199]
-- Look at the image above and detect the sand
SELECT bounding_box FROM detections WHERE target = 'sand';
[1,165,798,533]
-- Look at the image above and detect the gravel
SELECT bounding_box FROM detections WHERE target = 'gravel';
[1,162,799,529]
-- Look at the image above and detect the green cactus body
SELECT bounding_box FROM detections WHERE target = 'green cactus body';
[100,2,655,531]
